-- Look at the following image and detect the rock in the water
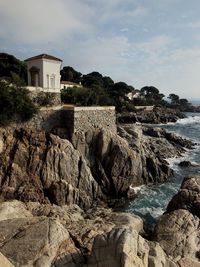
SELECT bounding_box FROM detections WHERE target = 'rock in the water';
[117,107,186,124]
[154,209,200,263]
[153,176,200,264]
[179,160,193,167]
[167,176,200,217]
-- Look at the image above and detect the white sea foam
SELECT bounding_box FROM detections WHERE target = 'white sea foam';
[176,115,200,125]
[129,185,144,194]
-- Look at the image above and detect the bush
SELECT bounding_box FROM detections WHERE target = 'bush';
[61,86,112,106]
[33,92,54,106]
[0,80,38,126]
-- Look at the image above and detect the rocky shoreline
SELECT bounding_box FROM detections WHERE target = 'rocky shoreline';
[118,107,187,124]
[0,123,198,266]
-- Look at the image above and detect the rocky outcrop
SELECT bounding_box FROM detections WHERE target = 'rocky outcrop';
[0,200,144,267]
[167,176,200,216]
[0,128,102,208]
[0,125,193,208]
[0,200,178,267]
[86,228,177,267]
[0,253,14,267]
[0,217,80,267]
[118,107,186,124]
[154,176,200,265]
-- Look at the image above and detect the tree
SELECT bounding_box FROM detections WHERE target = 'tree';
[60,66,82,83]
[0,80,38,125]
[81,72,104,88]
[0,53,27,84]
[168,93,180,105]
[140,86,165,105]
[61,86,112,106]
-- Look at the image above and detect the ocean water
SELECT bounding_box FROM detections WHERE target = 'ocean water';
[124,113,200,228]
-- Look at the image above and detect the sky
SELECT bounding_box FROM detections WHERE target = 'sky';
[1,0,200,99]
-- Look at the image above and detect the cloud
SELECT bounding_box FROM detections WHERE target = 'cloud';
[1,0,200,99]
[0,0,93,43]
[63,36,131,75]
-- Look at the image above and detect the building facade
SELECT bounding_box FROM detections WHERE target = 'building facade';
[25,54,62,92]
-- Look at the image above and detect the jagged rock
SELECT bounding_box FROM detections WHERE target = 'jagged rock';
[0,124,193,208]
[0,128,102,208]
[117,107,186,124]
[167,176,200,217]
[0,252,14,267]
[0,217,82,267]
[0,200,33,221]
[177,258,200,267]
[0,200,144,262]
[179,160,198,167]
[86,228,176,267]
[154,209,200,263]
[71,124,191,197]
[153,176,200,264]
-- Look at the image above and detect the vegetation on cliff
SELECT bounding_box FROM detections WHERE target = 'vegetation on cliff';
[0,80,37,126]
[0,52,195,113]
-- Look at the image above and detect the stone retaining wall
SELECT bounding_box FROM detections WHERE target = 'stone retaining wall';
[62,106,116,135]
[29,91,61,106]
[3,106,116,135]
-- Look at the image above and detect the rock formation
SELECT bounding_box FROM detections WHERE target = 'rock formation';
[0,200,178,267]
[0,123,196,266]
[0,125,192,208]
[118,107,186,124]
[154,176,200,266]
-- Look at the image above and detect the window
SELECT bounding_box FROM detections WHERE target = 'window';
[47,75,49,88]
[50,74,55,88]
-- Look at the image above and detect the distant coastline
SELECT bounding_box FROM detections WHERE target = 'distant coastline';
[190,99,200,106]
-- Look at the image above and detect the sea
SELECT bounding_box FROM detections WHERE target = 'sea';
[124,112,200,229]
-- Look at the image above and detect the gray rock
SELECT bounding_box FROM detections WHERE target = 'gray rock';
[167,176,200,217]
[154,209,200,262]
[0,217,81,267]
[86,228,176,267]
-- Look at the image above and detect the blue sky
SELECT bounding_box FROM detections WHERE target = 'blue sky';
[1,0,200,99]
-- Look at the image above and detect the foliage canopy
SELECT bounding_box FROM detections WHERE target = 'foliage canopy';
[0,80,38,126]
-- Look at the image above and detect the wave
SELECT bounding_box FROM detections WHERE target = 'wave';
[176,115,200,125]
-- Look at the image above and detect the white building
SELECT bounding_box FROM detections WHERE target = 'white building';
[60,81,82,89]
[25,54,62,92]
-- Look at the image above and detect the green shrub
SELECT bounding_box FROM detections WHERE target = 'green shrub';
[0,80,38,126]
[33,92,54,106]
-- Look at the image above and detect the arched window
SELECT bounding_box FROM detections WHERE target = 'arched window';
[47,74,49,88]
[29,66,40,87]
[50,74,55,89]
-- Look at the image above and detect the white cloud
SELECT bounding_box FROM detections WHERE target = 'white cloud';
[0,0,93,43]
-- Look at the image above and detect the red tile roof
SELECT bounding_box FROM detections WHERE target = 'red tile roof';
[25,54,62,62]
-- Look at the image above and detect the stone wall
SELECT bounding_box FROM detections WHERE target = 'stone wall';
[3,106,116,135]
[62,106,117,135]
[29,91,61,106]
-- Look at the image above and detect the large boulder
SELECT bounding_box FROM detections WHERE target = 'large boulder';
[167,176,200,217]
[154,209,200,262]
[86,228,176,267]
[154,176,200,264]
[0,201,176,267]
[0,217,81,267]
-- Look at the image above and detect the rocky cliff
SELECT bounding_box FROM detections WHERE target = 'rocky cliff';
[118,107,186,124]
[153,175,200,266]
[0,125,193,208]
[0,124,196,266]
